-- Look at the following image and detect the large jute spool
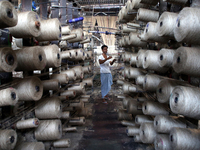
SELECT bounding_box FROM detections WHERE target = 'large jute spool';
[122,82,132,94]
[69,101,84,109]
[142,101,169,116]
[124,0,133,14]
[72,66,84,79]
[130,53,137,66]
[14,142,45,150]
[0,87,18,106]
[127,100,143,115]
[122,5,136,21]
[121,24,137,33]
[156,79,187,103]
[127,22,141,28]
[142,22,169,43]
[170,86,200,119]
[14,77,43,101]
[68,84,85,95]
[135,115,153,125]
[0,47,17,72]
[35,97,62,119]
[121,120,138,127]
[118,9,127,23]
[156,12,178,38]
[128,85,139,93]
[140,122,157,143]
[51,74,69,84]
[136,49,147,68]
[62,26,71,35]
[135,75,145,86]
[154,134,172,150]
[62,127,77,132]
[61,69,77,80]
[42,79,60,91]
[35,18,61,42]
[137,8,159,22]
[126,126,140,136]
[82,78,93,87]
[53,139,71,148]
[61,111,70,119]
[118,109,133,121]
[122,97,133,109]
[163,0,188,5]
[70,49,85,61]
[80,38,90,44]
[35,120,62,140]
[143,50,169,73]
[123,52,132,63]
[69,117,85,125]
[0,129,17,150]
[174,7,200,44]
[86,51,93,60]
[140,0,159,5]
[62,34,76,41]
[67,29,84,43]
[158,48,175,68]
[8,11,40,38]
[172,47,200,77]
[143,74,163,92]
[60,90,76,98]
[82,65,92,73]
[41,44,61,68]
[129,32,147,48]
[128,67,146,80]
[16,118,39,129]
[170,128,200,150]
[61,50,71,59]
[14,46,47,71]
[154,115,187,134]
[0,1,18,29]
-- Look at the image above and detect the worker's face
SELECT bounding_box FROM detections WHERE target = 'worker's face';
[102,47,107,54]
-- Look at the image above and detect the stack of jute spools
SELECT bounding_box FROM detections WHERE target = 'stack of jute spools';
[0,1,94,149]
[117,0,200,149]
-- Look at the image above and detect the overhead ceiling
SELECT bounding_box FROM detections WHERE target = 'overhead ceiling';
[77,0,125,16]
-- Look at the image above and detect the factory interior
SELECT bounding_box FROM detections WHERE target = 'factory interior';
[1,0,200,150]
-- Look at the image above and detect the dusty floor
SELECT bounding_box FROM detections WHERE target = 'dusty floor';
[55,83,154,150]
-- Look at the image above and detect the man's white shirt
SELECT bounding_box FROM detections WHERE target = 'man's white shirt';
[98,54,111,73]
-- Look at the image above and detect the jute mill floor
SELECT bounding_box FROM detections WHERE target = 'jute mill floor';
[55,83,154,150]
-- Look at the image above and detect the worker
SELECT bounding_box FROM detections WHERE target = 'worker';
[98,45,116,104]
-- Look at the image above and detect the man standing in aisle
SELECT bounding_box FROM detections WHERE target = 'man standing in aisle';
[98,45,116,104]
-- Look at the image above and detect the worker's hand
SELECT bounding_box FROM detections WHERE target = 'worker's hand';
[107,56,112,60]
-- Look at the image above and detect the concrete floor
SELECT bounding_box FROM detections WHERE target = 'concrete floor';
[56,84,154,150]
